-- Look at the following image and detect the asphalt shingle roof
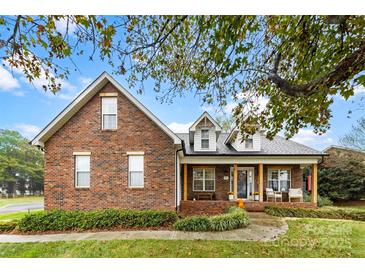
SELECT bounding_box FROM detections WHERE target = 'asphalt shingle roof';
[176,133,324,156]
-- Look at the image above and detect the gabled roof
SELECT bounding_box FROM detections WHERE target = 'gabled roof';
[225,126,239,144]
[177,132,325,156]
[31,72,181,147]
[189,111,222,131]
[323,145,365,154]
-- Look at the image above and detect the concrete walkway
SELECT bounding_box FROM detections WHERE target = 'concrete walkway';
[0,202,44,214]
[0,213,288,243]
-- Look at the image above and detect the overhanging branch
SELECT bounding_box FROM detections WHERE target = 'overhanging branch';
[268,42,365,97]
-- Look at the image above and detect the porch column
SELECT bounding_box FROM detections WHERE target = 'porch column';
[183,163,188,201]
[259,163,264,202]
[233,164,238,199]
[311,163,318,205]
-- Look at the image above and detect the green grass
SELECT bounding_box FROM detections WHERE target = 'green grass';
[0,210,43,222]
[0,219,363,258]
[0,197,43,208]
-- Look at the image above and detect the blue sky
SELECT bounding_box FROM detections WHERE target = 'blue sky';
[0,19,364,151]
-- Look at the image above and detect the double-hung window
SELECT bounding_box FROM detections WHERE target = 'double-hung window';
[102,97,117,130]
[128,154,144,188]
[193,168,215,191]
[268,169,291,192]
[201,129,210,149]
[75,154,90,188]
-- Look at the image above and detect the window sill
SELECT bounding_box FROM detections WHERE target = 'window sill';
[75,186,90,189]
[101,129,117,132]
[128,186,144,189]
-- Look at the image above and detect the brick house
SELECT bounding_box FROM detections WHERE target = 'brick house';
[31,72,325,214]
[322,145,365,168]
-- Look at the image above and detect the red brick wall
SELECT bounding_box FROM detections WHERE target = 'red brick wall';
[179,200,235,216]
[44,82,176,211]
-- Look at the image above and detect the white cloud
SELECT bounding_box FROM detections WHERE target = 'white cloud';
[13,123,41,140]
[3,59,78,101]
[354,85,365,95]
[201,96,269,116]
[79,76,93,88]
[0,66,21,91]
[223,102,237,114]
[290,129,335,148]
[168,122,193,133]
[55,18,77,35]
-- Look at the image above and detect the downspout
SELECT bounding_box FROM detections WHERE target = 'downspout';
[175,147,184,211]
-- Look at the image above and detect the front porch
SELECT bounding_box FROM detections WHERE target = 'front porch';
[179,200,316,216]
[179,162,318,214]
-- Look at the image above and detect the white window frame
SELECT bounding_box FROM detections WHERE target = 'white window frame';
[74,153,91,188]
[128,153,144,188]
[267,168,291,192]
[193,167,215,192]
[201,129,210,149]
[101,97,117,130]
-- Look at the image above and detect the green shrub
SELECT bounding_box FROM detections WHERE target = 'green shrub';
[317,195,333,207]
[173,216,211,231]
[264,206,365,221]
[174,207,250,231]
[0,221,17,232]
[303,191,333,207]
[17,209,178,232]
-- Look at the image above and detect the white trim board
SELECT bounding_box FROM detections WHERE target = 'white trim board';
[31,72,181,147]
[189,111,222,131]
[180,156,321,164]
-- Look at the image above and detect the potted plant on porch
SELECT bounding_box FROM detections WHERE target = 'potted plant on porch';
[228,192,234,201]
[253,192,260,201]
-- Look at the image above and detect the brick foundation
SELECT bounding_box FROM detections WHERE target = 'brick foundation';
[178,200,316,216]
[178,200,236,216]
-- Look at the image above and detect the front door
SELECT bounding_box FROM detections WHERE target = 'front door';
[230,167,255,200]
[237,170,248,199]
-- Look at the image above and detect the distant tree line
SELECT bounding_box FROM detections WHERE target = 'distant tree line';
[0,129,44,197]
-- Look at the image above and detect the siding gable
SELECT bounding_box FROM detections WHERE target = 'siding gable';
[193,118,217,151]
[232,131,261,151]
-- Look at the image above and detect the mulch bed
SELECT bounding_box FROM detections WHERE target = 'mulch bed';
[334,200,365,207]
[1,225,173,235]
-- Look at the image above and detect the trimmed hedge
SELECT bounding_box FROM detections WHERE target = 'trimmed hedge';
[174,207,250,231]
[17,209,178,232]
[0,221,17,232]
[264,206,365,221]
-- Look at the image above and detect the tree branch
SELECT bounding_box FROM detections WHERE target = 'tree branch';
[268,42,365,97]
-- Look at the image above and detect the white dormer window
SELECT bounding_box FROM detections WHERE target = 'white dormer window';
[201,129,209,149]
[225,129,261,152]
[244,138,253,149]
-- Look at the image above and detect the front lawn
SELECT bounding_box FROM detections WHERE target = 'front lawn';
[0,219,363,258]
[0,210,43,222]
[0,197,43,208]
